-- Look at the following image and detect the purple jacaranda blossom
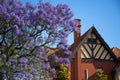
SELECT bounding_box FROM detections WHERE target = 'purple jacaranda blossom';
[51,25,56,32]
[30,67,36,72]
[21,71,28,77]
[12,0,22,8]
[1,6,7,14]
[60,38,67,44]
[19,31,24,35]
[19,20,25,26]
[45,62,50,69]
[64,50,72,55]
[60,30,68,37]
[43,62,50,70]
[8,59,17,64]
[59,57,63,63]
[12,65,15,69]
[26,2,36,10]
[2,54,6,58]
[15,9,24,15]
[27,43,34,49]
[52,54,59,61]
[67,20,78,31]
[51,68,56,75]
[13,71,30,80]
[2,69,7,79]
[63,58,69,63]
[19,57,28,64]
[13,25,20,35]
[4,12,10,21]
[25,36,32,41]
[37,46,44,53]
[58,38,68,49]
[59,57,69,64]
[11,12,20,22]
[44,56,48,61]
[2,69,6,74]
[57,44,65,49]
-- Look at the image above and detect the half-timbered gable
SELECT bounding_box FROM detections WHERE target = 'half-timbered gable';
[80,27,116,61]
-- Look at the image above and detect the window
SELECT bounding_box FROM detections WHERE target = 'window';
[87,38,97,44]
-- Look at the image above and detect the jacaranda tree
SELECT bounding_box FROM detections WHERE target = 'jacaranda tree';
[0,0,77,80]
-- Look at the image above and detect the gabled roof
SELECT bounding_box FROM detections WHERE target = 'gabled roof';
[70,26,117,61]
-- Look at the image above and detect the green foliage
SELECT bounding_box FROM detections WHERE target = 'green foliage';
[95,70,107,80]
[56,64,70,80]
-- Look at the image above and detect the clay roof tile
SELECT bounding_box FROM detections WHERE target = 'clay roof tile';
[112,47,120,60]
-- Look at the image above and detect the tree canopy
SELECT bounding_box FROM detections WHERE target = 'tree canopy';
[0,0,77,79]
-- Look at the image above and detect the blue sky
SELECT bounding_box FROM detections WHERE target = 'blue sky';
[21,0,120,48]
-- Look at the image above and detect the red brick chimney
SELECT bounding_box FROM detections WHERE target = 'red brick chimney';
[74,19,81,44]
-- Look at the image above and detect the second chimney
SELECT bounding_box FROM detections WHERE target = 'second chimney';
[74,19,81,44]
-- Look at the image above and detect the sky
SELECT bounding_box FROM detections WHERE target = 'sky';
[21,0,120,48]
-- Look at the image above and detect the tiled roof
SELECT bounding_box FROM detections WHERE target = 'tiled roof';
[112,47,120,60]
[47,47,67,58]
[47,47,59,56]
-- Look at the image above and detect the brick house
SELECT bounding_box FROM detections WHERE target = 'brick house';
[68,19,120,80]
[50,19,120,80]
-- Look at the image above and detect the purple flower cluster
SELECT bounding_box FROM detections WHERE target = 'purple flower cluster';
[42,62,50,70]
[2,69,6,74]
[13,71,31,80]
[2,54,6,58]
[13,25,20,35]
[8,59,17,65]
[51,54,59,61]
[26,2,36,10]
[51,68,56,74]
[64,50,72,55]
[19,57,28,64]
[2,69,7,79]
[59,57,69,64]
[58,38,68,49]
